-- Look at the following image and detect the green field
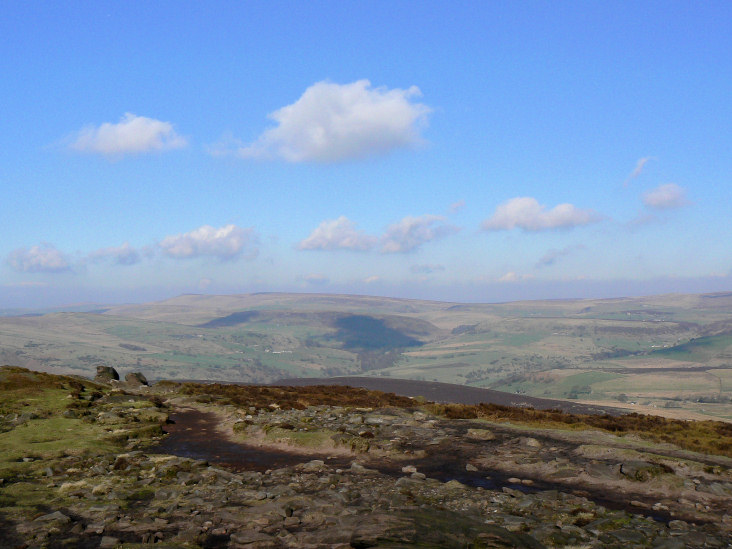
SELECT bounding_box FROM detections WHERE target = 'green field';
[2,291,732,420]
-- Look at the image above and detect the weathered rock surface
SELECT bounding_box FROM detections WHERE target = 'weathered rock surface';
[94,365,119,382]
[124,371,148,387]
[3,384,732,548]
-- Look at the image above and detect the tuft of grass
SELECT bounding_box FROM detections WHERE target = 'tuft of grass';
[263,426,335,449]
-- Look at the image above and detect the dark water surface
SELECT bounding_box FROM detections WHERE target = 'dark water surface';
[153,408,531,491]
[153,408,353,471]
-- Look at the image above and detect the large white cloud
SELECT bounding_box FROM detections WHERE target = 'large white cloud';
[160,224,257,260]
[238,80,431,162]
[7,244,70,273]
[482,197,600,231]
[68,113,187,156]
[642,183,688,210]
[298,216,377,251]
[88,242,142,266]
[380,215,457,253]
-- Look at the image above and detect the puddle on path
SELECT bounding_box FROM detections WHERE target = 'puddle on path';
[153,408,351,471]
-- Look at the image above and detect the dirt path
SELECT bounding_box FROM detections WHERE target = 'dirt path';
[154,401,354,471]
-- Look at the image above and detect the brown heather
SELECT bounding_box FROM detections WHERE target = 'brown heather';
[175,379,732,458]
[177,381,418,410]
[428,402,732,458]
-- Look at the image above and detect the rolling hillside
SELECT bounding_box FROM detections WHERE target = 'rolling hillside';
[2,291,732,420]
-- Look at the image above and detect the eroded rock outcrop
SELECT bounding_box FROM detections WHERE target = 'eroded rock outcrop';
[94,365,119,383]
[124,371,148,387]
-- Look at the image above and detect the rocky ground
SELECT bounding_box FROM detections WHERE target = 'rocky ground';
[1,367,732,548]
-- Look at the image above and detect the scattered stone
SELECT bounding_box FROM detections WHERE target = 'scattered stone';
[620,460,665,482]
[34,511,70,524]
[4,369,732,548]
[230,531,275,545]
[99,536,120,548]
[301,459,325,471]
[521,437,542,448]
[443,479,467,490]
[467,428,495,440]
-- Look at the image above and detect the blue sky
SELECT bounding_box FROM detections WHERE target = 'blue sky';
[2,1,731,308]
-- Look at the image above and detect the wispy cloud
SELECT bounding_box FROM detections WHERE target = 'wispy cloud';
[536,245,585,268]
[624,156,653,186]
[298,216,377,251]
[7,244,71,273]
[410,264,445,274]
[2,281,49,288]
[159,224,257,260]
[449,200,465,213]
[363,275,381,284]
[230,80,431,163]
[67,113,187,157]
[88,242,143,266]
[498,271,534,283]
[303,273,329,285]
[642,183,689,210]
[482,197,600,232]
[381,215,457,253]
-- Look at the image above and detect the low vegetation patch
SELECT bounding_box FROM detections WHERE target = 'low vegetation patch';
[176,382,417,410]
[178,379,732,457]
[427,402,732,457]
[0,366,169,517]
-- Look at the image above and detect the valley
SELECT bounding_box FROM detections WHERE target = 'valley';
[1,292,732,422]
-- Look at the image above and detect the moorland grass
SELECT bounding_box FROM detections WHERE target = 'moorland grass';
[427,402,732,458]
[177,378,732,458]
[176,381,417,410]
[0,366,169,517]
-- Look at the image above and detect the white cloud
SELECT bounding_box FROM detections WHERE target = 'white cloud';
[298,216,377,251]
[160,224,257,260]
[624,156,653,186]
[380,215,457,253]
[237,80,431,162]
[68,113,187,156]
[364,275,381,284]
[482,197,600,232]
[642,183,689,210]
[7,244,70,273]
[89,242,142,266]
[300,214,456,254]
